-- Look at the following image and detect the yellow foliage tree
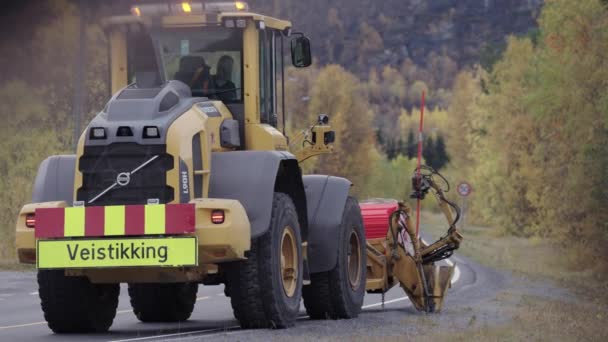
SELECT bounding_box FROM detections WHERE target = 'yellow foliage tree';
[454,0,608,247]
[305,65,375,196]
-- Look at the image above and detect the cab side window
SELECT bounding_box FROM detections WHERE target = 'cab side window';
[259,29,278,126]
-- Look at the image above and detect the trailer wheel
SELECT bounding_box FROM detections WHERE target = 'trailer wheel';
[38,270,119,333]
[303,196,366,319]
[225,192,303,329]
[128,283,198,322]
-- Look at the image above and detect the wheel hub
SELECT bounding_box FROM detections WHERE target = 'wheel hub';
[347,230,362,290]
[280,226,298,297]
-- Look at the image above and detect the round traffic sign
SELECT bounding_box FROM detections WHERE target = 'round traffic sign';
[457,182,472,197]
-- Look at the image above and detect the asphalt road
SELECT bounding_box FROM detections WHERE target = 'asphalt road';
[0,245,497,341]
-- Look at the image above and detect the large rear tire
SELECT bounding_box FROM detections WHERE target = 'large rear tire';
[225,192,303,329]
[303,196,366,319]
[128,283,198,322]
[38,270,119,333]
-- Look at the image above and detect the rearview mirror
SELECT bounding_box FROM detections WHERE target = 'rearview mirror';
[291,35,312,68]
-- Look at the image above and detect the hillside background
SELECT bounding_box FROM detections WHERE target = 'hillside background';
[251,0,542,74]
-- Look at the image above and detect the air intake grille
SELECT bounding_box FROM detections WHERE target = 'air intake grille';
[77,143,174,206]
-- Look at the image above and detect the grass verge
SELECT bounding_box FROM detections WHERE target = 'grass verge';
[417,211,608,341]
[413,294,607,342]
[421,211,608,298]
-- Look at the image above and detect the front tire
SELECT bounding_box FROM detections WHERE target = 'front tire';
[38,270,119,333]
[225,192,303,329]
[128,283,198,322]
[303,196,366,319]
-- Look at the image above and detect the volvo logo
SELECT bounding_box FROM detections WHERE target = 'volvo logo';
[89,155,159,205]
[116,172,131,186]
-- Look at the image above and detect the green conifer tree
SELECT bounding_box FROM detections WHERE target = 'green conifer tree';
[422,136,435,168]
[406,129,416,159]
[433,134,450,170]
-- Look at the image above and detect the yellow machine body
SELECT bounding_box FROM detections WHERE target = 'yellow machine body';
[16,7,329,283]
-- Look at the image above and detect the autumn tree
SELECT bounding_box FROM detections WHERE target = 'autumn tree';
[0,0,110,258]
[357,22,383,67]
[445,70,484,181]
[284,65,320,137]
[408,81,429,106]
[460,0,608,248]
[305,65,375,194]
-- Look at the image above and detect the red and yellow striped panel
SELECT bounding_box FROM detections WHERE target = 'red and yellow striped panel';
[35,204,195,238]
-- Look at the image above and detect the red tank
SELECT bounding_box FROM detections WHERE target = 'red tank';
[359,200,399,240]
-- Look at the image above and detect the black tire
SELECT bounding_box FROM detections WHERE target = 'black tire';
[38,270,119,333]
[128,283,198,322]
[303,196,366,319]
[225,192,303,329]
[302,272,332,319]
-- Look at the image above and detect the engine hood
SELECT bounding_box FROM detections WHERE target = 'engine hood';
[85,81,205,146]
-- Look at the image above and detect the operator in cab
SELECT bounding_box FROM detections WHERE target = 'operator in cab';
[212,55,237,102]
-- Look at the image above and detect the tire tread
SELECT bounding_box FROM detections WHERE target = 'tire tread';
[128,283,198,322]
[302,196,366,319]
[225,192,302,329]
[38,270,119,333]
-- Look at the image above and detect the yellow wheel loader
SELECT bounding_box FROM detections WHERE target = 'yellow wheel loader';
[14,1,462,334]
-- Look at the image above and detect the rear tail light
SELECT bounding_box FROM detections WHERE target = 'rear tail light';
[25,214,36,228]
[211,210,225,224]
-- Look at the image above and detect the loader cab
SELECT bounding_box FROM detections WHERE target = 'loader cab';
[104,1,312,149]
[125,26,243,102]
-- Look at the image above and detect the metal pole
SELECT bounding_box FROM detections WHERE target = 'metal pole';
[281,35,286,136]
[460,197,467,231]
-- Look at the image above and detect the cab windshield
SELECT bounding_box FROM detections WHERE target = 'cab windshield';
[127,27,243,103]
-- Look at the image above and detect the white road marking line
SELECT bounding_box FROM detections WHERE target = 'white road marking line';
[452,256,465,263]
[0,309,133,330]
[362,296,410,309]
[446,259,461,284]
[216,293,224,296]
[0,321,47,330]
[109,326,241,342]
[190,328,250,339]
[0,293,13,297]
[178,316,311,341]
[196,296,210,301]
[29,291,38,295]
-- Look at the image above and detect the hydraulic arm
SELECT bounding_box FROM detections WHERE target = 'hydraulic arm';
[364,166,463,312]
